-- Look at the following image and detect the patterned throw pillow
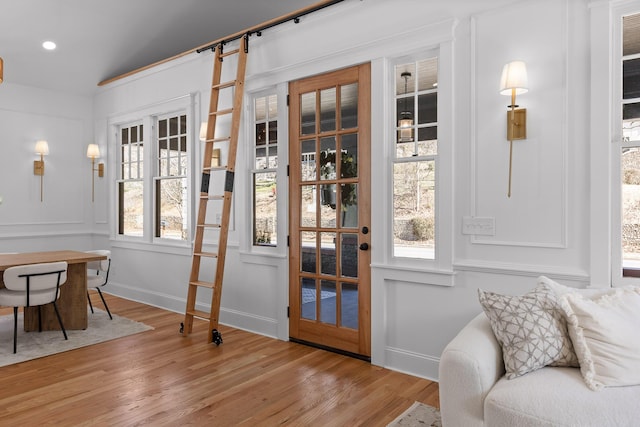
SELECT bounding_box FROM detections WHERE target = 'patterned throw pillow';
[478,284,579,379]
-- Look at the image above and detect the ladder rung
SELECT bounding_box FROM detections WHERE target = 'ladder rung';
[190,280,215,289]
[194,251,218,258]
[210,108,233,116]
[201,136,231,144]
[198,223,222,228]
[220,49,240,58]
[212,80,237,90]
[200,194,225,200]
[187,309,212,320]
[203,166,227,172]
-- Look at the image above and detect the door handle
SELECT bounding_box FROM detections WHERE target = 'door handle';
[359,243,369,251]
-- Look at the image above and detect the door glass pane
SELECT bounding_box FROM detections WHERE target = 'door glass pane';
[340,134,358,178]
[301,278,316,321]
[320,232,336,276]
[320,185,337,228]
[340,283,358,329]
[301,139,316,181]
[340,184,358,228]
[320,137,337,180]
[301,185,316,227]
[341,233,358,278]
[301,92,316,135]
[320,280,336,325]
[301,232,317,273]
[341,83,358,129]
[320,87,336,132]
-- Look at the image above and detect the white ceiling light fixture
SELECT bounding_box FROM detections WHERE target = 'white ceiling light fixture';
[42,41,57,50]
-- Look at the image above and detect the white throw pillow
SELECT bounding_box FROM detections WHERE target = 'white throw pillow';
[559,286,640,391]
[478,284,578,379]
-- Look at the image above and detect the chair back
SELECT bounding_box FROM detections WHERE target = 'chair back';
[3,261,68,294]
[86,250,111,272]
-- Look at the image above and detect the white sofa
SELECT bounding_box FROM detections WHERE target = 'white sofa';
[439,313,640,427]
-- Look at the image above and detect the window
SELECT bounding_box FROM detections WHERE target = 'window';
[114,98,193,245]
[621,13,640,276]
[155,114,188,240]
[118,122,144,237]
[252,94,278,246]
[392,57,438,259]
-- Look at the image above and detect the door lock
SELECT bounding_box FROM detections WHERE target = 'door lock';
[359,243,369,251]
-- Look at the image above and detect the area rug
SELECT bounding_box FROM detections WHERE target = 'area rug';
[0,309,153,367]
[387,401,442,427]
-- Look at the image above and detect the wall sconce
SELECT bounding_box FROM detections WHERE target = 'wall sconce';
[500,60,528,197]
[398,71,413,142]
[87,144,104,202]
[34,140,49,202]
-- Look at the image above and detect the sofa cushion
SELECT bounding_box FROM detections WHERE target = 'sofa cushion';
[478,284,578,379]
[485,367,640,427]
[560,286,640,391]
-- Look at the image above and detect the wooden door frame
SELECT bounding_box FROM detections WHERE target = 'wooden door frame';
[288,62,371,357]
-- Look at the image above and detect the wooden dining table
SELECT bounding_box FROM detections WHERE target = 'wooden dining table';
[0,250,107,331]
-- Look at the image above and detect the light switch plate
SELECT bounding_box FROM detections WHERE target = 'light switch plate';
[462,216,495,235]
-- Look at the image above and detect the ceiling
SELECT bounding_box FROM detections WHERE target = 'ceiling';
[0,0,331,96]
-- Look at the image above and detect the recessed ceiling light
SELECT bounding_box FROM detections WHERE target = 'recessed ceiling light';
[42,41,57,50]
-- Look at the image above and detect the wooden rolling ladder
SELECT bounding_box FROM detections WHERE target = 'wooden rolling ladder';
[181,36,249,344]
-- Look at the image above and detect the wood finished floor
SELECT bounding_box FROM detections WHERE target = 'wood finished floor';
[0,294,439,426]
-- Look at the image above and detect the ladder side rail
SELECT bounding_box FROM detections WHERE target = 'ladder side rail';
[207,41,249,338]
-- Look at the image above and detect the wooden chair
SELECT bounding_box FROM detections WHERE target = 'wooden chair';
[0,261,68,353]
[86,250,112,319]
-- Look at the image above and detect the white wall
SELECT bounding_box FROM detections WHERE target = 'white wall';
[0,82,98,252]
[3,0,608,381]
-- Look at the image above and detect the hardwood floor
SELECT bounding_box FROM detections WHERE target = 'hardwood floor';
[0,294,439,426]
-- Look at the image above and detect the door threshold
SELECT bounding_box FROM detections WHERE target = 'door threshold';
[289,337,371,362]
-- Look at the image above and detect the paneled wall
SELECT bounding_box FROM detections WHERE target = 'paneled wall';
[3,0,604,381]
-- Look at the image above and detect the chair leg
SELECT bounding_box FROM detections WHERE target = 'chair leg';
[52,302,68,340]
[12,307,18,354]
[96,288,113,320]
[87,292,94,313]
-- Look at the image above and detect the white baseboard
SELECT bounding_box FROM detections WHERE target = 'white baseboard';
[384,346,440,382]
[106,281,279,339]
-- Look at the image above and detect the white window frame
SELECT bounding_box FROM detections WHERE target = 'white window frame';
[250,90,279,248]
[108,94,197,249]
[612,3,640,287]
[385,47,454,277]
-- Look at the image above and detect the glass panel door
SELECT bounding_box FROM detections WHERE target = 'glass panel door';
[289,63,371,357]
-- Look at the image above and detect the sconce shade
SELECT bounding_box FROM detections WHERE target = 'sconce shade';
[35,140,49,155]
[0,57,3,84]
[87,144,100,159]
[199,122,208,142]
[500,61,528,96]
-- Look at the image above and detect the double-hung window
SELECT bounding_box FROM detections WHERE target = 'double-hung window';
[392,56,438,260]
[620,12,640,276]
[114,97,193,245]
[118,122,145,237]
[155,114,189,240]
[251,93,278,246]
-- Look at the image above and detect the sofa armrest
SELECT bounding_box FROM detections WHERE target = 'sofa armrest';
[438,313,504,427]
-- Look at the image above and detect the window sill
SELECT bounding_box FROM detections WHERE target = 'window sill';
[110,238,192,256]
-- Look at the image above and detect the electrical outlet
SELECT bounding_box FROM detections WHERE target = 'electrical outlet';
[462,216,495,235]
